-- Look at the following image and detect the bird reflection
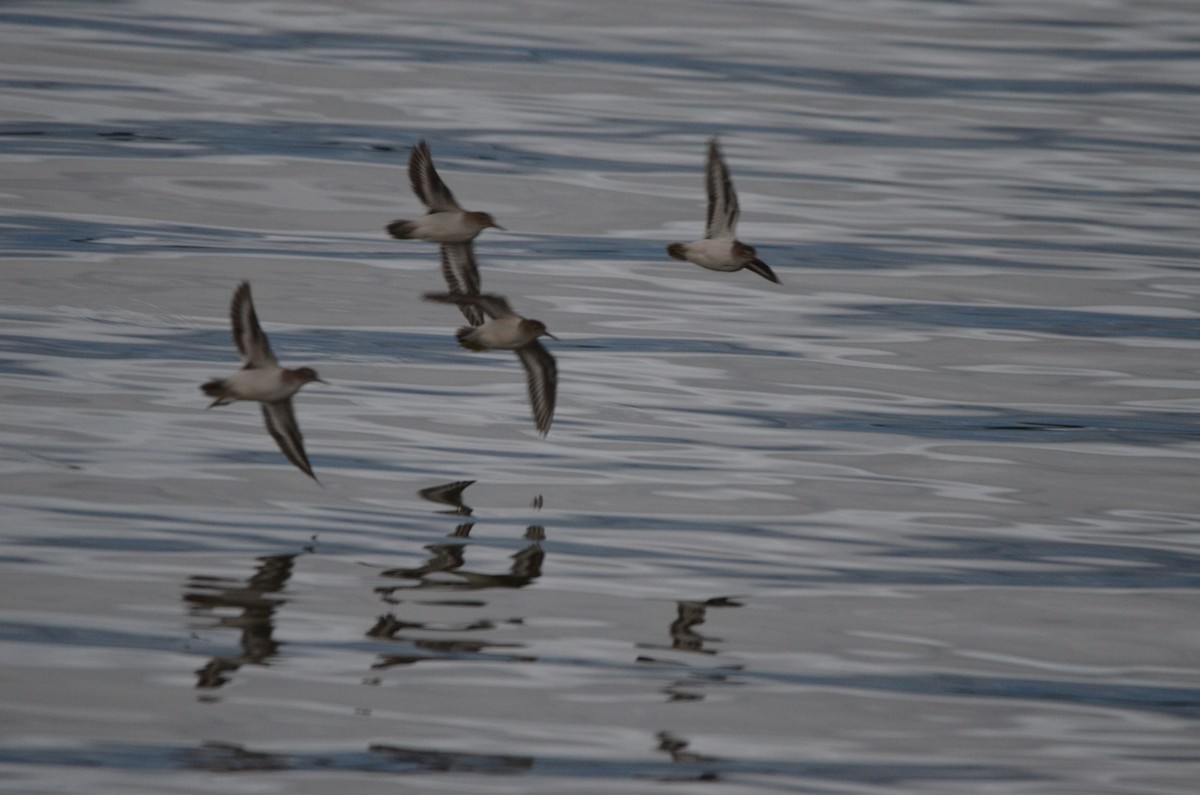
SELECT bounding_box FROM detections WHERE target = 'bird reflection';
[183,554,296,689]
[183,740,534,775]
[655,731,720,782]
[185,742,288,772]
[366,607,532,669]
[368,744,533,774]
[367,486,548,669]
[635,596,744,702]
[376,524,545,593]
[636,596,742,657]
[369,525,543,668]
[669,600,713,654]
[418,479,476,516]
[657,731,717,764]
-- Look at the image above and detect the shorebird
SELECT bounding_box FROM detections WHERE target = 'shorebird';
[387,140,503,325]
[201,282,325,481]
[424,292,557,436]
[666,137,779,285]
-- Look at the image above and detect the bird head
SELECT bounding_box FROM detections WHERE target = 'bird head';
[293,367,327,385]
[469,211,504,231]
[524,319,557,341]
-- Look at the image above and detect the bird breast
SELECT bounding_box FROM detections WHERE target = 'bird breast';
[682,238,741,271]
[226,366,300,403]
[472,316,536,350]
[414,211,485,244]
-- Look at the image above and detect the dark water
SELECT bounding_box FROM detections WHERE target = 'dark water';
[1,1,1199,793]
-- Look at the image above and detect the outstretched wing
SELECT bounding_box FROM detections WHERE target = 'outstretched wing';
[704,137,740,239]
[440,244,485,326]
[231,281,277,368]
[517,340,557,437]
[409,139,462,212]
[423,291,515,320]
[440,244,481,296]
[261,400,316,481]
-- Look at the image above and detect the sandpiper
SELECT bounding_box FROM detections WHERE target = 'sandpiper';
[201,282,326,481]
[424,292,558,436]
[666,137,779,284]
[387,140,503,325]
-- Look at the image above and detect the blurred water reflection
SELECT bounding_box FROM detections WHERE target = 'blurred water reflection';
[183,553,297,690]
[417,479,476,516]
[378,482,545,593]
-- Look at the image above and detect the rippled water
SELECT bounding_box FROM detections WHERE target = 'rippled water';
[2,1,1199,792]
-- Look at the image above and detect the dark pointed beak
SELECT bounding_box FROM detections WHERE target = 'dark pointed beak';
[490,221,506,231]
[543,331,559,341]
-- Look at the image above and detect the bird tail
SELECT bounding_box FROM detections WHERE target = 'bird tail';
[455,327,488,352]
[746,259,781,285]
[666,243,688,261]
[386,219,416,239]
[201,378,235,407]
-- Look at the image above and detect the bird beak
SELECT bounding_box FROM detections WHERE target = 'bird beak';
[315,378,330,385]
[543,331,559,341]
[490,222,506,231]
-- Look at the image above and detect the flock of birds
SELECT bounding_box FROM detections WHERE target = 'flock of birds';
[200,138,779,481]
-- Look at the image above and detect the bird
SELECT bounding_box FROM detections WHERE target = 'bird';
[424,292,558,436]
[666,137,779,284]
[386,140,503,325]
[200,282,326,481]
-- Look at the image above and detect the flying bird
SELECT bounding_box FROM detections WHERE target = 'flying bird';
[201,282,325,481]
[666,137,779,284]
[424,292,558,437]
[387,140,503,325]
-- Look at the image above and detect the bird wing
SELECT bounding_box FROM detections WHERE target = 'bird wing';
[423,292,515,320]
[517,340,557,436]
[408,139,462,212]
[704,137,740,239]
[231,282,277,368]
[261,400,316,481]
[440,244,485,326]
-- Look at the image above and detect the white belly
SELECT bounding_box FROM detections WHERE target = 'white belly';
[681,238,739,271]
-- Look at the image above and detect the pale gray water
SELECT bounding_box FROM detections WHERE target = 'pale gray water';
[2,1,1199,793]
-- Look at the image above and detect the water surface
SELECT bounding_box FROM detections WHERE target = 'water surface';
[1,1,1198,793]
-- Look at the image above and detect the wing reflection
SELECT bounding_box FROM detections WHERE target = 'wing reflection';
[183,554,296,690]
[418,479,476,516]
